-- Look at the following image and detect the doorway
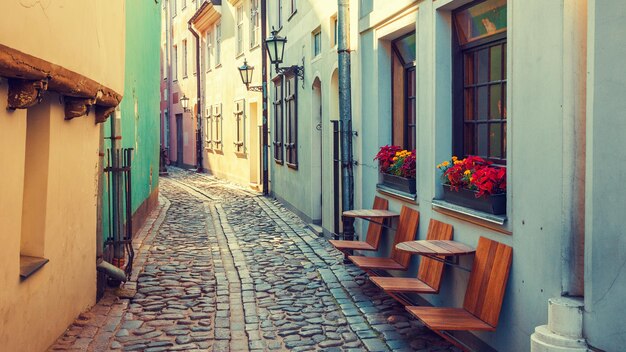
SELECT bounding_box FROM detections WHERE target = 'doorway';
[176,113,183,166]
[312,78,323,223]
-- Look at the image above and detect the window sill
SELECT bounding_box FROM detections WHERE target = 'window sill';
[20,255,49,280]
[183,75,188,80]
[275,159,284,165]
[215,64,222,69]
[376,184,417,203]
[250,43,261,51]
[311,55,322,64]
[431,199,511,235]
[236,52,245,59]
[235,151,248,159]
[287,162,298,170]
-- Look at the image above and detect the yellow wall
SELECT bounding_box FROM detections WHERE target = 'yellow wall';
[0,0,125,93]
[0,2,125,350]
[0,83,101,352]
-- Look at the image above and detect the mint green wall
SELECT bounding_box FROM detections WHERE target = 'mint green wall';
[102,0,161,242]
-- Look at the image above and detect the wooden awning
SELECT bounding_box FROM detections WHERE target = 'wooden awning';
[189,0,222,33]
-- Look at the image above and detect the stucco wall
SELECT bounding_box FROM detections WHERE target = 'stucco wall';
[198,1,263,189]
[0,0,125,93]
[0,85,100,351]
[357,0,585,350]
[584,0,626,350]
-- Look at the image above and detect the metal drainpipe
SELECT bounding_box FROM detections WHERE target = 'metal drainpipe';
[261,0,269,195]
[165,0,172,153]
[188,21,203,172]
[338,0,354,212]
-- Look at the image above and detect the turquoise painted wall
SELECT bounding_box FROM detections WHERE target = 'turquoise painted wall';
[102,0,161,243]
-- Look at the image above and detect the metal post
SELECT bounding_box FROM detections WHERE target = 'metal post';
[338,0,355,234]
[188,21,203,172]
[261,0,269,195]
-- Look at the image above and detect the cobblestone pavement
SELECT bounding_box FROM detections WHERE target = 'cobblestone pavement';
[49,168,457,351]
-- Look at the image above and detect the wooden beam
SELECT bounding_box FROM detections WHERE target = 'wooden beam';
[0,44,122,123]
[7,78,48,109]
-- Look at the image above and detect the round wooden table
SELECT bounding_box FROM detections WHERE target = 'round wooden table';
[396,240,475,256]
[342,209,400,219]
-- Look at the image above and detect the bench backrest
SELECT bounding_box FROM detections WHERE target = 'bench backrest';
[463,236,513,328]
[417,219,454,291]
[364,196,389,250]
[390,206,420,268]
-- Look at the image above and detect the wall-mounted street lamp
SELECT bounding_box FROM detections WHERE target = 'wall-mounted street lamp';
[265,28,304,82]
[180,94,190,112]
[238,59,263,92]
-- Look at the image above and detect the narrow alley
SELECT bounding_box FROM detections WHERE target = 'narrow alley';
[49,169,456,352]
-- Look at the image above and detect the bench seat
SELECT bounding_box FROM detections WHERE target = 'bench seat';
[370,277,437,293]
[348,256,406,271]
[406,307,495,331]
[329,240,376,251]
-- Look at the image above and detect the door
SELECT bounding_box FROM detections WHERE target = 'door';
[312,78,323,223]
[176,113,183,166]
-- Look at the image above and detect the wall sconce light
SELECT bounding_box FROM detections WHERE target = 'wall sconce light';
[238,58,263,92]
[180,94,190,112]
[265,28,304,83]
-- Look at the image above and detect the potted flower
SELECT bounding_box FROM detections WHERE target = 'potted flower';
[436,156,506,215]
[375,145,416,194]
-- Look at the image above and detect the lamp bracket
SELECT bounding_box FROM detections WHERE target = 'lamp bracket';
[247,85,263,92]
[275,59,305,88]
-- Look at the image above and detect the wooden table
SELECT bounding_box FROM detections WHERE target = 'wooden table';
[339,209,400,245]
[396,240,476,271]
[342,209,400,219]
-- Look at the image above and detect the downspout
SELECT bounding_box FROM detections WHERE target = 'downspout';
[189,21,203,172]
[338,0,354,212]
[166,0,172,152]
[261,0,269,195]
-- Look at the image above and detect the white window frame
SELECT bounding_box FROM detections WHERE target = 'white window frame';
[173,45,178,80]
[250,0,260,48]
[206,29,213,71]
[236,5,244,55]
[313,29,322,57]
[215,22,222,66]
[183,40,188,78]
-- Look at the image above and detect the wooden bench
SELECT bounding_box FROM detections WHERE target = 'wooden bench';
[406,237,513,351]
[329,196,388,253]
[348,206,419,275]
[370,219,453,305]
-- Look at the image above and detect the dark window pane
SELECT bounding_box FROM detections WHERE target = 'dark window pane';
[489,123,502,158]
[476,48,489,84]
[464,123,475,155]
[464,52,474,85]
[476,86,488,120]
[489,84,501,119]
[502,122,507,158]
[490,45,502,80]
[464,88,474,120]
[502,84,507,119]
[503,44,507,79]
[477,123,488,156]
[408,69,416,96]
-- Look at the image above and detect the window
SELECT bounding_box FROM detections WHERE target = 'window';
[173,45,178,80]
[391,32,416,150]
[183,40,188,78]
[313,29,322,57]
[205,108,213,147]
[236,5,244,55]
[285,73,298,167]
[234,99,246,153]
[453,0,507,163]
[182,0,186,9]
[273,77,283,163]
[172,0,177,16]
[277,0,283,28]
[215,22,222,66]
[192,41,196,75]
[250,0,260,48]
[206,30,213,70]
[213,104,223,150]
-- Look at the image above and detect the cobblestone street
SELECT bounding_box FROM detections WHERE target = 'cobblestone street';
[49,169,457,352]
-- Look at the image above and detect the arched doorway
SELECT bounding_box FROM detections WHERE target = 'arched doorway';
[312,78,323,223]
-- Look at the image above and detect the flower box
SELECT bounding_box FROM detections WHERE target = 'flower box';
[442,184,506,215]
[379,172,416,195]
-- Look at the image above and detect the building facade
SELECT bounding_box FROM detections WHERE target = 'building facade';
[0,2,126,351]
[267,0,626,351]
[193,0,264,189]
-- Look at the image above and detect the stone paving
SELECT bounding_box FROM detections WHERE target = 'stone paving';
[49,168,457,351]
